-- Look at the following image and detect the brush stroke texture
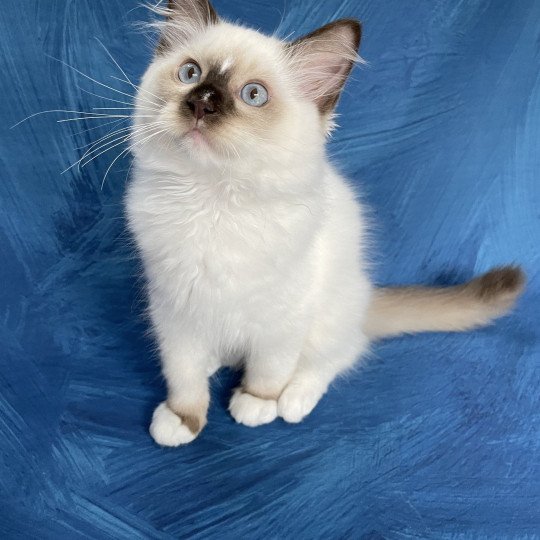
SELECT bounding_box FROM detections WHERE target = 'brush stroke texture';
[0,0,539,537]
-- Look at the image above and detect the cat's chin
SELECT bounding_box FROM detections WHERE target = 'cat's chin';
[178,128,284,169]
[179,127,233,166]
[184,127,208,147]
[181,127,216,159]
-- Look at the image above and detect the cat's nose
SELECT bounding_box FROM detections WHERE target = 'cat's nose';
[186,98,216,120]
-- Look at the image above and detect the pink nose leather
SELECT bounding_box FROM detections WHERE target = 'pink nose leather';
[187,98,215,120]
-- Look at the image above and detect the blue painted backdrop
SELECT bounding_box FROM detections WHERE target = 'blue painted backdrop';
[1,0,539,537]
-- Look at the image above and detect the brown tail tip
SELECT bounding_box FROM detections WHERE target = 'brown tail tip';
[471,265,526,306]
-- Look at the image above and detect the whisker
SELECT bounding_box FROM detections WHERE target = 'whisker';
[74,134,134,173]
[94,36,166,106]
[72,125,135,156]
[85,121,165,156]
[92,107,136,110]
[11,109,121,128]
[109,75,165,107]
[45,54,144,104]
[75,122,167,172]
[72,124,132,150]
[101,127,167,190]
[72,122,166,173]
[57,114,155,123]
[76,86,136,107]
[71,117,128,138]
[65,133,131,174]
[57,115,133,123]
[124,155,136,184]
[92,106,158,112]
[77,87,160,116]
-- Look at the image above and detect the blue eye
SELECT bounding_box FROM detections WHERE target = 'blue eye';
[178,62,201,84]
[240,83,268,107]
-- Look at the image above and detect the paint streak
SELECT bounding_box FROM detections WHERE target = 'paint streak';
[0,0,539,537]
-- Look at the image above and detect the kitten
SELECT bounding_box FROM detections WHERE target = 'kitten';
[126,0,524,446]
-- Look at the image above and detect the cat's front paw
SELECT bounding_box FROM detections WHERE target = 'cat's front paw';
[277,382,324,423]
[229,388,278,427]
[149,402,200,446]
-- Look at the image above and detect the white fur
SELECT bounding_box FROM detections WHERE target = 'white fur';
[126,17,372,445]
[150,402,197,446]
[229,390,278,427]
[219,56,233,74]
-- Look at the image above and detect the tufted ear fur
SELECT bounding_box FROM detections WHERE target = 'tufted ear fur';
[156,0,219,54]
[287,19,361,114]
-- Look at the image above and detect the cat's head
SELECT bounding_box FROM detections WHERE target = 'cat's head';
[134,0,361,168]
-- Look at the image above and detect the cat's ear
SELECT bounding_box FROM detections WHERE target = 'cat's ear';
[156,0,219,53]
[287,19,361,114]
[166,0,219,25]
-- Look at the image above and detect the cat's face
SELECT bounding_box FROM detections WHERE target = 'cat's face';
[134,0,361,168]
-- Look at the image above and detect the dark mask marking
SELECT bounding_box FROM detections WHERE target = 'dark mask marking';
[181,65,236,123]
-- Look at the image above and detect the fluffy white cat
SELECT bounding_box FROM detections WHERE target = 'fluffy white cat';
[125,0,524,446]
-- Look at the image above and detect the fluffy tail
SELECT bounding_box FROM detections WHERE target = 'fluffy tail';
[364,266,525,340]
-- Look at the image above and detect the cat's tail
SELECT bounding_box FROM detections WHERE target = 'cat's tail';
[364,266,525,340]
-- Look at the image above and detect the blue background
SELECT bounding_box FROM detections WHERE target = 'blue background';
[1,0,539,537]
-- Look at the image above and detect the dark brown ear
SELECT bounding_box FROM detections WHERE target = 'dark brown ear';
[167,0,218,24]
[287,19,361,113]
[157,0,219,54]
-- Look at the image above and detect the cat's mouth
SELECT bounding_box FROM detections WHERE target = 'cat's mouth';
[186,125,206,142]
[183,124,213,151]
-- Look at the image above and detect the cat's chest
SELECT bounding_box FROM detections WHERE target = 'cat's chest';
[128,177,320,288]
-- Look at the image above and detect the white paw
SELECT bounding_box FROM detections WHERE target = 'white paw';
[149,402,197,447]
[229,389,278,427]
[277,383,324,423]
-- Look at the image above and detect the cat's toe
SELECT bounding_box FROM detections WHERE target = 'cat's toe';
[277,384,323,423]
[149,402,198,446]
[229,389,278,427]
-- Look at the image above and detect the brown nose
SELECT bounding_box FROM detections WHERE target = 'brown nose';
[186,98,216,120]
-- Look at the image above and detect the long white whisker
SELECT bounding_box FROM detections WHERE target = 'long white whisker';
[45,54,144,103]
[72,123,132,150]
[57,114,154,123]
[101,128,167,190]
[11,109,121,128]
[71,118,128,138]
[73,125,136,157]
[65,133,132,174]
[75,122,166,172]
[72,123,160,172]
[94,37,138,91]
[77,87,161,115]
[57,115,132,123]
[124,155,136,184]
[82,121,165,157]
[76,86,135,107]
[92,106,157,112]
[109,75,165,106]
[94,36,166,106]
[75,133,134,172]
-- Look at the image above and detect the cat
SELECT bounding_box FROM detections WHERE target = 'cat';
[125,0,525,446]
